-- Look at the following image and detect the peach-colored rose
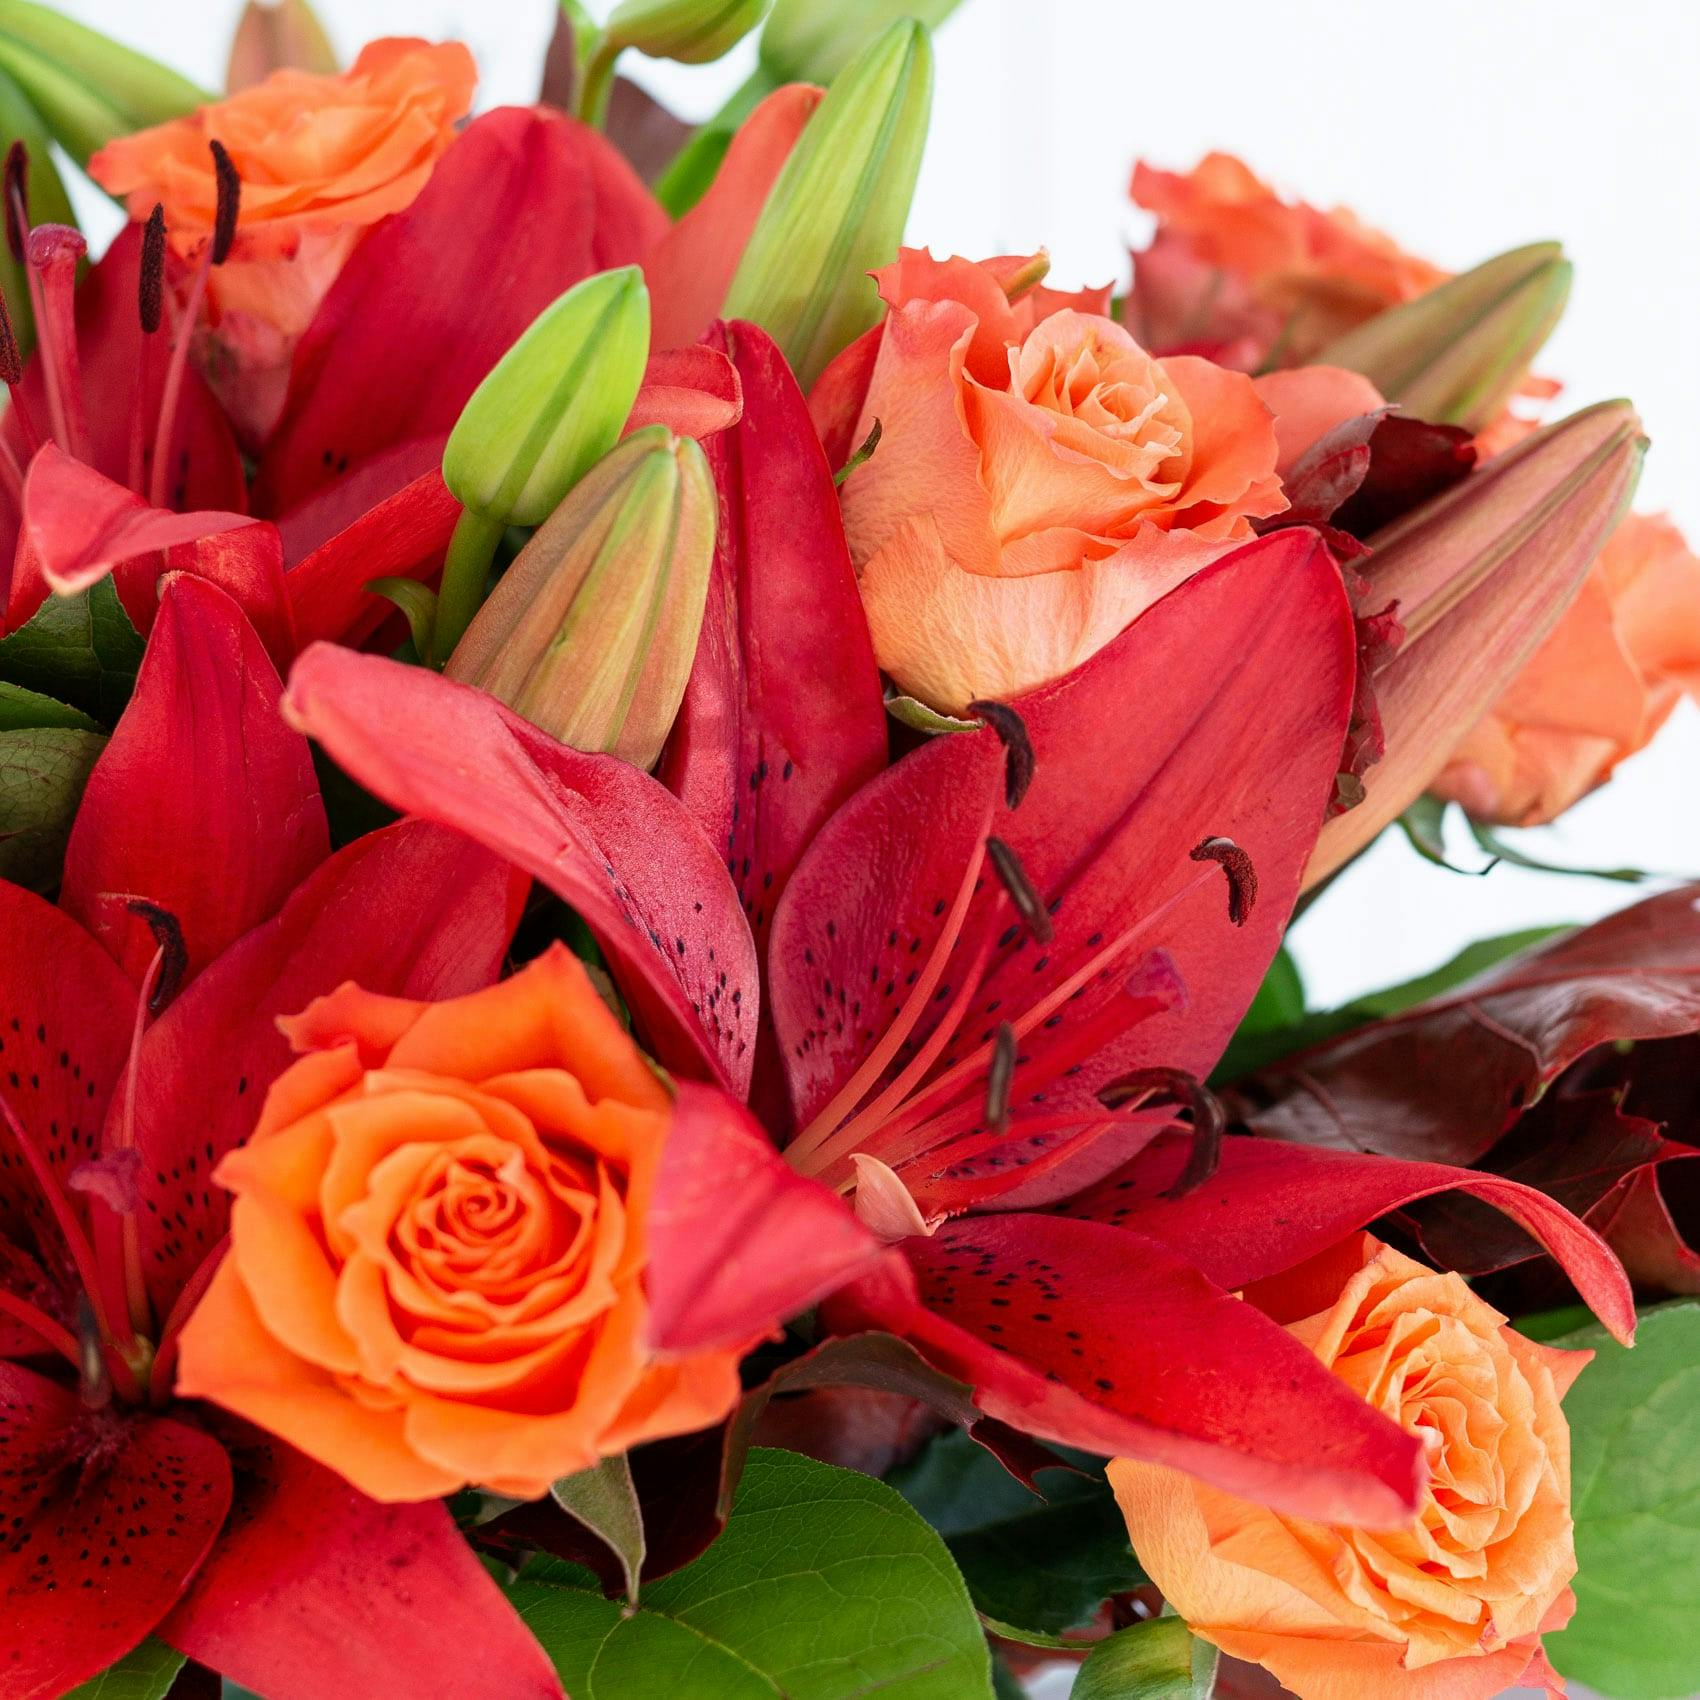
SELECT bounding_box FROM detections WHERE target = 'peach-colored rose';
[835,248,1377,712]
[1110,1234,1587,1700]
[1432,512,1700,825]
[90,38,476,440]
[175,946,744,1502]
[1130,153,1447,367]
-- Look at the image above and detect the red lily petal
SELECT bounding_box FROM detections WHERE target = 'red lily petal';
[644,1082,878,1354]
[256,106,666,515]
[162,1439,561,1700]
[645,84,823,350]
[823,1216,1426,1528]
[625,344,744,440]
[283,646,761,1095]
[0,880,133,1276]
[0,1360,231,1698]
[61,576,327,988]
[114,820,522,1320]
[658,320,887,1124]
[1234,884,1700,1167]
[1063,1132,1636,1344]
[808,322,882,471]
[283,461,461,650]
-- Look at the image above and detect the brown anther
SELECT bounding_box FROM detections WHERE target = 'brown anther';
[1189,835,1257,926]
[138,203,166,335]
[209,140,240,265]
[985,836,1053,945]
[126,899,188,1014]
[1096,1065,1226,1198]
[968,699,1035,809]
[0,290,20,388]
[985,1021,1017,1134]
[3,141,26,263]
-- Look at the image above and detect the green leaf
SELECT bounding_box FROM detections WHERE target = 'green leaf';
[366,577,439,663]
[0,724,105,890]
[509,1447,994,1698]
[64,1638,186,1700]
[1072,1618,1216,1700]
[888,1427,1144,1636]
[884,692,979,736]
[0,55,77,358]
[1397,794,1494,875]
[550,1453,645,1605]
[1212,947,1305,1081]
[833,416,882,486]
[0,678,101,731]
[0,578,145,724]
[1466,816,1657,885]
[1545,1301,1700,1699]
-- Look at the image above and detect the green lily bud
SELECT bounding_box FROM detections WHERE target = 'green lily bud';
[446,427,717,770]
[1305,399,1645,888]
[722,17,932,387]
[1316,242,1571,434]
[760,0,961,83]
[604,0,770,64]
[0,0,205,166]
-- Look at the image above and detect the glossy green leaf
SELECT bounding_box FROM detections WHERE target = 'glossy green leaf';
[889,1427,1144,1636]
[0,724,104,889]
[64,1638,186,1700]
[1546,1302,1700,1699]
[550,1452,645,1605]
[0,677,100,731]
[1072,1618,1216,1700]
[1466,816,1655,885]
[1212,947,1304,1081]
[0,578,145,724]
[510,1447,994,1698]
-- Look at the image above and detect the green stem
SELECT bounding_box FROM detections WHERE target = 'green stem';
[577,39,619,127]
[432,507,508,666]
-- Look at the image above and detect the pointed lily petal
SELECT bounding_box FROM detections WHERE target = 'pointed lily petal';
[162,1439,562,1700]
[1063,1132,1635,1345]
[0,1360,231,1697]
[116,820,522,1320]
[822,1216,1426,1528]
[644,1081,878,1353]
[60,576,327,988]
[283,646,761,1095]
[645,84,823,350]
[255,107,666,515]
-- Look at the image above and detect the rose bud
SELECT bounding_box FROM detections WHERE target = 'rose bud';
[0,0,202,164]
[1432,511,1700,826]
[1111,1233,1590,1700]
[722,17,932,386]
[759,0,960,83]
[1306,398,1646,888]
[445,425,717,770]
[1317,241,1573,435]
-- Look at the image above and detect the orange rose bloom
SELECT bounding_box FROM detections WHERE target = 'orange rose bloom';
[175,946,743,1502]
[1110,1234,1587,1700]
[1130,153,1446,364]
[90,38,476,439]
[836,248,1375,713]
[1432,512,1700,825]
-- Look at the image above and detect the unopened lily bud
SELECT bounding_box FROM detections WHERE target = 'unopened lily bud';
[604,0,770,64]
[443,266,650,529]
[446,426,717,770]
[226,0,338,92]
[1317,242,1571,434]
[723,18,932,386]
[1305,399,1645,888]
[759,0,960,83]
[0,0,204,164]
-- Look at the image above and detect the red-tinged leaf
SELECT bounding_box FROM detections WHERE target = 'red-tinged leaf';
[645,1081,877,1354]
[1233,885,1700,1167]
[606,77,696,186]
[0,1361,231,1698]
[657,320,887,1123]
[113,820,521,1319]
[162,1439,562,1700]
[822,1217,1427,1528]
[1593,1156,1700,1293]
[626,343,743,441]
[1062,1131,1636,1344]
[0,880,133,1274]
[1268,407,1388,528]
[256,107,667,515]
[61,577,327,988]
[0,224,245,580]
[283,646,761,1095]
[645,84,823,350]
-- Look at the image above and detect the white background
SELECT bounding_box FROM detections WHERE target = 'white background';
[55,5,1700,1694]
[64,0,1700,1011]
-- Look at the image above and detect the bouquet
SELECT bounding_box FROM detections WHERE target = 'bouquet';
[1,3,1697,1697]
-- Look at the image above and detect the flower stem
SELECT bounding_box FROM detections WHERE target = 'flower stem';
[432,506,508,665]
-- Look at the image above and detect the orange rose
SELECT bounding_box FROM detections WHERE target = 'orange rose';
[835,248,1373,713]
[1432,512,1700,825]
[1110,1234,1586,1700]
[175,946,744,1502]
[90,38,476,439]
[1130,153,1446,365]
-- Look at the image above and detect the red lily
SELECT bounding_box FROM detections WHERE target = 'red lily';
[284,321,1633,1530]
